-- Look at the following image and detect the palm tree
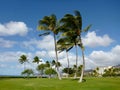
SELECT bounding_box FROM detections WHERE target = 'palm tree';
[33,56,41,64]
[57,38,74,76]
[59,10,91,82]
[19,54,28,72]
[45,61,50,68]
[52,60,61,69]
[38,14,61,80]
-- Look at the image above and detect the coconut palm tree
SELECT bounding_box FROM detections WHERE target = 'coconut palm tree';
[57,38,74,76]
[45,61,50,68]
[59,10,91,82]
[38,14,61,80]
[33,56,41,64]
[19,54,28,72]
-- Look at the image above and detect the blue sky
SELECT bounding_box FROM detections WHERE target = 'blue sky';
[0,0,120,75]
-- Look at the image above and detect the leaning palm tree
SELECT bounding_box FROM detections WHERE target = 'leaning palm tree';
[38,14,61,80]
[57,37,74,76]
[19,54,28,72]
[59,10,91,82]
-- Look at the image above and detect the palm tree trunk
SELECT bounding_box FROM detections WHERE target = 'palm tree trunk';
[24,63,25,78]
[66,50,69,78]
[79,49,85,82]
[74,44,78,79]
[53,33,62,80]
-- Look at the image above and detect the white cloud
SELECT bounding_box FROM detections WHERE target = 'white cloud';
[1,44,120,75]
[82,31,114,47]
[89,45,120,66]
[35,51,47,57]
[0,38,16,48]
[22,35,54,51]
[0,51,25,62]
[0,21,29,36]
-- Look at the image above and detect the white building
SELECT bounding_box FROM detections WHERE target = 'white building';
[97,66,112,76]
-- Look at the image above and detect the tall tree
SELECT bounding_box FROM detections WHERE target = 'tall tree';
[38,14,61,80]
[19,55,28,72]
[59,10,91,82]
[57,38,74,76]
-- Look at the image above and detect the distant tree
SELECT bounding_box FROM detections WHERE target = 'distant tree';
[52,60,61,68]
[21,69,34,78]
[77,65,83,76]
[62,68,74,75]
[93,67,99,77]
[37,64,45,77]
[45,68,57,78]
[18,54,28,76]
[33,56,41,64]
[45,61,50,68]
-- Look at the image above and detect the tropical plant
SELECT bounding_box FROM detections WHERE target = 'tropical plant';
[21,69,34,78]
[45,61,50,68]
[45,68,57,78]
[59,10,91,82]
[37,64,45,77]
[33,56,41,64]
[93,67,99,77]
[38,14,61,80]
[52,60,61,68]
[18,55,28,72]
[62,67,74,75]
[57,37,74,76]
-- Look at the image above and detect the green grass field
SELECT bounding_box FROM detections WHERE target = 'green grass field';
[0,77,120,90]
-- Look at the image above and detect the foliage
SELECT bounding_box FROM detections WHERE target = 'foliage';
[103,67,120,77]
[45,68,57,78]
[21,69,34,78]
[33,56,41,64]
[18,54,28,64]
[38,14,61,80]
[36,64,45,76]
[62,68,75,75]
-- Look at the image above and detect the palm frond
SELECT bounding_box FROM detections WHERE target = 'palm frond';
[66,46,73,52]
[39,32,50,36]
[38,25,48,30]
[82,24,92,32]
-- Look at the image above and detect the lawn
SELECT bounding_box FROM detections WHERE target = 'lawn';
[0,77,120,90]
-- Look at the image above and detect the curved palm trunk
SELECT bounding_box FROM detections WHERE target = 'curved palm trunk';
[66,50,69,78]
[79,49,85,82]
[53,33,62,80]
[74,44,78,79]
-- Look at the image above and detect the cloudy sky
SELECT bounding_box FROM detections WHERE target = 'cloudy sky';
[0,0,120,75]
